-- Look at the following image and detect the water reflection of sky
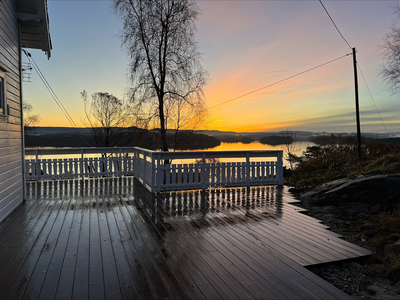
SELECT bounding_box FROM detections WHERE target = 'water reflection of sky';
[206,141,314,155]
[185,141,316,166]
[159,187,285,221]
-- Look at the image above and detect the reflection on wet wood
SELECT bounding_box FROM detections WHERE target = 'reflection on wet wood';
[0,178,370,299]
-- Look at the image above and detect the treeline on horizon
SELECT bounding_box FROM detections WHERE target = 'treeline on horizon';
[25,127,221,150]
[218,133,400,147]
[309,134,400,147]
[25,127,400,149]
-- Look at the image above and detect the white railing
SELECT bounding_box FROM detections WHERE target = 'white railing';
[133,147,283,192]
[26,147,283,191]
[25,147,136,181]
[133,147,157,192]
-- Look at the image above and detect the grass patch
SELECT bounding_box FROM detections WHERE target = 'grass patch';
[364,153,400,175]
[380,205,400,232]
[369,213,400,281]
[386,256,400,282]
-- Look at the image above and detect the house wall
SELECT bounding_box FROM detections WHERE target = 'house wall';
[0,0,24,223]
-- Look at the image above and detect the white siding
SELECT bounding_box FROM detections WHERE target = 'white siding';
[0,0,24,223]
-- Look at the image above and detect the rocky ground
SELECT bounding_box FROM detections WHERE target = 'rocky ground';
[291,175,400,299]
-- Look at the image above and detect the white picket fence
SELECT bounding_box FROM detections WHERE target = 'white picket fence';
[25,148,136,181]
[133,147,283,192]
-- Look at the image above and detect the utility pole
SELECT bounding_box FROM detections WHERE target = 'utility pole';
[352,47,362,159]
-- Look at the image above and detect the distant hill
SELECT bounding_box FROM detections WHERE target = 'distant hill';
[25,133,92,147]
[196,130,238,136]
[25,127,220,150]
[309,134,400,146]
[27,127,395,148]
[27,127,91,135]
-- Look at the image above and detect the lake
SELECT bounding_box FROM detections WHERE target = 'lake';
[205,141,314,155]
[172,141,316,167]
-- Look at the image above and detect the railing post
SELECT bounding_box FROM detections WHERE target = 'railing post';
[133,148,137,178]
[151,153,155,192]
[201,153,206,190]
[35,149,39,181]
[246,152,250,188]
[142,152,147,186]
[277,151,284,186]
[80,149,84,179]
[119,148,122,176]
[156,153,162,193]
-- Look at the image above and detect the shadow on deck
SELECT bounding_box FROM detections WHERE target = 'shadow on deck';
[0,178,371,299]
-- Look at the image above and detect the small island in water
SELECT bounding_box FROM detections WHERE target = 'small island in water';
[259,135,294,146]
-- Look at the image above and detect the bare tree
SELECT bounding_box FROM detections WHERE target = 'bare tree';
[23,102,40,132]
[165,95,208,150]
[81,90,129,147]
[381,5,400,94]
[280,130,300,170]
[113,0,208,151]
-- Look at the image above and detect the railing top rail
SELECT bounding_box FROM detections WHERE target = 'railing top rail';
[133,147,155,155]
[152,150,283,160]
[25,147,283,159]
[25,147,137,156]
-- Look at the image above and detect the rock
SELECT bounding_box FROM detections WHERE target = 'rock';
[360,278,400,300]
[316,261,372,296]
[368,204,381,214]
[361,223,376,231]
[318,213,344,225]
[340,203,371,214]
[301,178,352,203]
[310,175,400,210]
[384,242,400,262]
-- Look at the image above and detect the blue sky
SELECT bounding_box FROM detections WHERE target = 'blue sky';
[24,0,400,134]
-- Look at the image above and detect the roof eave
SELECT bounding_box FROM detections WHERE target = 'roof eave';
[16,0,52,59]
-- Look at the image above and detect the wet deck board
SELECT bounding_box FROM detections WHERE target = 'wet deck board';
[0,178,372,299]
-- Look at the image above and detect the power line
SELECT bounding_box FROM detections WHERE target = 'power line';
[23,50,75,126]
[23,49,91,146]
[318,0,352,49]
[209,52,352,110]
[357,63,391,138]
[45,0,400,1]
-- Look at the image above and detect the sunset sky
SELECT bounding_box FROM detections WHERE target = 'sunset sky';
[24,0,400,134]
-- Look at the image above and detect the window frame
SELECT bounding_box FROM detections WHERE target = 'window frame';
[0,67,7,119]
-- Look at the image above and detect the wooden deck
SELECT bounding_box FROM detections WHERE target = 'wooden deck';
[0,178,371,299]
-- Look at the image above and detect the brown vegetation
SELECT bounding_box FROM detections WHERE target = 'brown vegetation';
[285,136,400,192]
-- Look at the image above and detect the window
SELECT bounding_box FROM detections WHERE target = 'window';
[0,68,6,117]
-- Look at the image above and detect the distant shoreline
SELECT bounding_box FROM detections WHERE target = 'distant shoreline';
[26,126,400,149]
